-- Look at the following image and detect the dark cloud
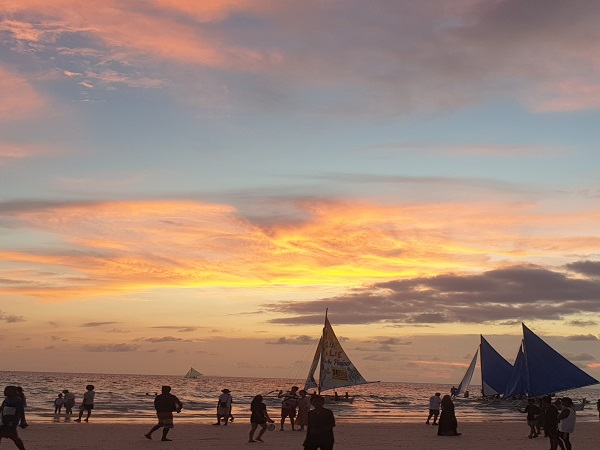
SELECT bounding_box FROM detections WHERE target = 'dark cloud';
[265,335,315,345]
[0,311,25,323]
[82,343,139,352]
[565,353,595,361]
[566,334,599,341]
[82,322,118,327]
[565,319,598,327]
[266,264,600,325]
[566,260,600,277]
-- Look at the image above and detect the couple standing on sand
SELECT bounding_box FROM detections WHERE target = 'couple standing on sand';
[426,392,461,436]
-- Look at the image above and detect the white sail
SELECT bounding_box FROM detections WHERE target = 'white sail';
[318,317,368,392]
[304,337,322,390]
[455,349,478,396]
[184,367,203,378]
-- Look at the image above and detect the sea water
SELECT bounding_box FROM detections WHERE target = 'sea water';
[1,371,599,423]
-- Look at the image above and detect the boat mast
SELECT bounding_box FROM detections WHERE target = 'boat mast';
[318,308,328,395]
[521,323,531,398]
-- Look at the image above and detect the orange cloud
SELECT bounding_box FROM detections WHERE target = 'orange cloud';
[0,66,46,120]
[2,198,600,301]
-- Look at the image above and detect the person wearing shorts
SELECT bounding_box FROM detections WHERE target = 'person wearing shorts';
[145,386,183,442]
[74,385,95,422]
[278,386,299,431]
[0,386,27,450]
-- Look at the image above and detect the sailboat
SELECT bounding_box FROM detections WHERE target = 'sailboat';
[184,367,203,378]
[454,335,513,399]
[304,310,373,402]
[504,323,598,405]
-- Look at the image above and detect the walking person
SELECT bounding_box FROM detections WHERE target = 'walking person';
[278,386,300,431]
[426,392,441,425]
[0,386,27,450]
[248,395,275,443]
[557,397,576,450]
[214,389,232,426]
[518,398,541,439]
[303,395,335,450]
[437,394,460,436]
[144,386,183,442]
[74,385,95,422]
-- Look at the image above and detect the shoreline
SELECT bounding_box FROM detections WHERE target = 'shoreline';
[16,422,599,449]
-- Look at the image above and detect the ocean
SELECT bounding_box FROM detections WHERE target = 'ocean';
[1,371,599,424]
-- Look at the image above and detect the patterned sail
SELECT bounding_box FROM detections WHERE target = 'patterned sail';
[455,349,478,397]
[317,317,368,392]
[480,335,513,397]
[522,323,599,397]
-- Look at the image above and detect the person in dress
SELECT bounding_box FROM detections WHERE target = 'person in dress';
[248,395,274,443]
[426,392,441,425]
[0,386,27,450]
[519,398,541,439]
[144,386,183,442]
[53,393,64,414]
[303,395,335,450]
[557,397,576,450]
[62,390,75,415]
[277,386,300,431]
[214,389,232,426]
[437,394,460,436]
[74,385,95,422]
[296,390,312,431]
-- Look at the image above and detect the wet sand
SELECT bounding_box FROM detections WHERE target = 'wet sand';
[15,420,599,449]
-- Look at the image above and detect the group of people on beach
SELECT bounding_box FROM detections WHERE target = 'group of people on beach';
[52,385,95,423]
[518,396,578,450]
[143,384,335,449]
[428,388,596,449]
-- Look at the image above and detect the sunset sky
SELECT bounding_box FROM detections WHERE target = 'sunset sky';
[1,1,600,384]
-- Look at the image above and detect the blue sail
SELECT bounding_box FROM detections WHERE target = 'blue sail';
[522,323,599,397]
[480,335,513,396]
[504,344,528,398]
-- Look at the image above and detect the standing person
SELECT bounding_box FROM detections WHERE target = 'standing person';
[303,395,335,450]
[437,395,460,436]
[518,398,541,439]
[144,386,183,442]
[296,390,312,432]
[248,395,274,443]
[450,386,457,398]
[74,385,95,422]
[214,389,232,426]
[426,392,441,425]
[278,386,299,431]
[53,393,64,414]
[0,386,27,450]
[62,390,75,415]
[596,399,600,419]
[557,397,576,450]
[543,396,561,450]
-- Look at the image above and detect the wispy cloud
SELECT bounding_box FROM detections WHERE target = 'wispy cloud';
[0,311,25,323]
[82,343,139,352]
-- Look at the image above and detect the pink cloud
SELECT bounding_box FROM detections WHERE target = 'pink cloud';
[0,66,46,120]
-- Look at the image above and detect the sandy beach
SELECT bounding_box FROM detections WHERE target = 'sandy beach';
[13,421,598,449]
